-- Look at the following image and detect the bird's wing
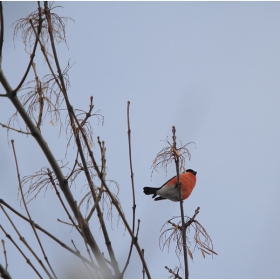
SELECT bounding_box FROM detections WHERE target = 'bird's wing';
[159,175,176,189]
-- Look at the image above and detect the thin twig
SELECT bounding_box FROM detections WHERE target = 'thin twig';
[165,266,182,279]
[86,135,105,222]
[29,18,64,95]
[185,207,200,229]
[31,61,44,129]
[142,249,145,279]
[172,126,189,279]
[122,101,137,276]
[47,168,82,236]
[14,18,41,93]
[66,151,79,180]
[0,225,42,278]
[159,209,217,263]
[167,207,200,233]
[0,122,30,135]
[11,139,57,278]
[1,240,7,270]
[0,2,4,68]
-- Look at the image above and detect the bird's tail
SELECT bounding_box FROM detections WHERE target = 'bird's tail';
[143,187,159,196]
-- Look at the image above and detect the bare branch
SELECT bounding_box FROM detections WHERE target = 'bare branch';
[0,203,52,278]
[80,127,151,278]
[47,167,83,236]
[1,240,8,270]
[13,2,73,53]
[165,266,182,279]
[0,198,101,271]
[11,139,57,278]
[185,207,200,229]
[151,136,195,178]
[0,225,43,278]
[0,2,4,67]
[172,126,189,279]
[122,101,137,276]
[41,3,114,275]
[0,122,30,135]
[159,209,217,264]
[142,249,145,279]
[0,3,157,278]
[14,17,41,93]
[0,66,111,277]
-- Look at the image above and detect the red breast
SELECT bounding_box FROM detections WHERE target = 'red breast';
[156,171,197,201]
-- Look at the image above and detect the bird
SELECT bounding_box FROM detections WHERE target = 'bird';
[143,169,197,202]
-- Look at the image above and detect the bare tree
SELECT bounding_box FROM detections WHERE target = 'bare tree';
[0,2,149,278]
[0,2,216,278]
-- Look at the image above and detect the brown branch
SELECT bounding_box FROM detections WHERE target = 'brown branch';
[31,61,44,129]
[160,209,217,264]
[172,126,188,279]
[29,18,64,95]
[72,130,119,275]
[11,140,57,278]
[0,204,52,278]
[44,4,121,273]
[80,128,151,278]
[0,2,4,68]
[122,101,137,276]
[167,207,200,233]
[47,168,82,236]
[43,3,115,275]
[165,266,182,279]
[0,225,42,278]
[0,15,111,278]
[80,95,94,128]
[85,136,106,222]
[76,108,118,273]
[0,198,101,271]
[185,207,200,229]
[85,187,102,222]
[67,96,151,277]
[142,249,145,279]
[14,18,41,93]
[0,122,30,135]
[1,240,7,270]
[66,152,79,180]
[151,139,195,177]
[0,61,149,277]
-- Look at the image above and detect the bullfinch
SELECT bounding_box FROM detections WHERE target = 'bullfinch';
[143,169,197,202]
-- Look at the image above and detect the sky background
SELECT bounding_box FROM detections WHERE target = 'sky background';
[1,1,280,278]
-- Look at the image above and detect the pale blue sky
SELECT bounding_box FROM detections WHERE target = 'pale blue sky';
[1,1,280,278]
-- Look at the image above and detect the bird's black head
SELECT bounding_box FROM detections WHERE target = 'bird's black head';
[186,169,197,176]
